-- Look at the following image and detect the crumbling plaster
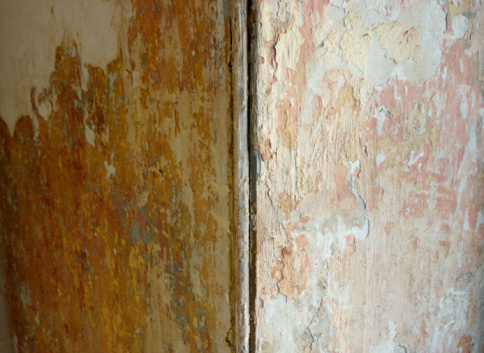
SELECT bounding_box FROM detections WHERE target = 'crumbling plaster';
[1,0,483,352]
[250,0,484,352]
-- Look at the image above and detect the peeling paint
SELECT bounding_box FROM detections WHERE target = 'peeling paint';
[250,0,484,351]
[0,0,235,352]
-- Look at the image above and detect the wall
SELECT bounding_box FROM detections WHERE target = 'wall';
[250,0,483,352]
[1,0,483,352]
[0,233,12,353]
[0,0,235,352]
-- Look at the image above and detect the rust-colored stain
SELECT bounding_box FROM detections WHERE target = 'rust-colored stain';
[0,1,233,352]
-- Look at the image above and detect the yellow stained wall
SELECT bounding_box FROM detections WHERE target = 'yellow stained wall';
[0,0,234,352]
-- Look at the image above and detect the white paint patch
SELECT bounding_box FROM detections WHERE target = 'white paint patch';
[376,152,386,167]
[311,0,446,86]
[275,12,304,81]
[438,287,469,337]
[405,150,424,171]
[376,107,389,135]
[262,294,300,352]
[396,0,446,84]
[365,0,406,20]
[330,0,345,8]
[35,94,53,121]
[452,14,469,39]
[463,210,471,232]
[476,211,484,234]
[0,0,132,134]
[366,34,395,86]
[104,160,116,179]
[369,321,407,353]
[459,86,469,119]
[442,66,448,82]
[85,124,96,147]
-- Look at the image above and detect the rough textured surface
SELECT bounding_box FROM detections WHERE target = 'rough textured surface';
[250,0,484,352]
[0,0,234,352]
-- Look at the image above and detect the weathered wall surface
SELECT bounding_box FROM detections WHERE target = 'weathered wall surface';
[250,0,483,352]
[0,0,234,352]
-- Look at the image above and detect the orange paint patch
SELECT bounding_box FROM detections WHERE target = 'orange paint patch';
[457,334,474,353]
[333,165,357,211]
[275,235,310,300]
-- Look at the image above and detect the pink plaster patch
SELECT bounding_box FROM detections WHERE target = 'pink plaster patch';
[333,165,356,211]
[401,193,429,219]
[438,240,451,258]
[344,234,356,257]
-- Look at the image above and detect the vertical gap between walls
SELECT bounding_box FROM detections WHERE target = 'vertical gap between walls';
[231,0,259,350]
[247,0,257,351]
[245,0,258,350]
[231,0,251,351]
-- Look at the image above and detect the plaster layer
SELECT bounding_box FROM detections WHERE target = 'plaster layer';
[250,0,484,352]
[0,0,235,352]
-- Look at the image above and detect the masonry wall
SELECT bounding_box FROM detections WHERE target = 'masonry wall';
[0,0,235,352]
[250,0,484,352]
[1,1,483,352]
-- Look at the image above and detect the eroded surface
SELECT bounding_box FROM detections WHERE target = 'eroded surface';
[251,0,484,352]
[0,0,234,352]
